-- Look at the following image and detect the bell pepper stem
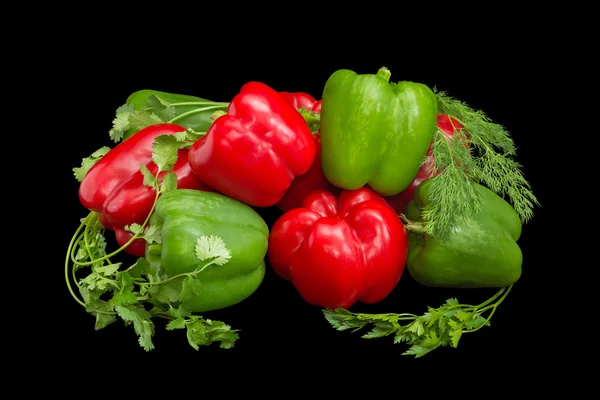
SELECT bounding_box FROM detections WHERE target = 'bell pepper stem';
[148,243,162,257]
[399,213,424,234]
[377,66,392,82]
[298,107,320,123]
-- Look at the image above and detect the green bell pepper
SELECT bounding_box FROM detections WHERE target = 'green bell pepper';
[319,67,438,196]
[123,89,229,140]
[146,189,269,312]
[405,178,522,288]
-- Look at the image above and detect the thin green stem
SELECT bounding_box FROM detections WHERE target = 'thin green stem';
[166,101,229,107]
[463,285,512,334]
[73,179,161,267]
[168,105,228,124]
[142,261,214,287]
[65,216,89,307]
[475,286,508,309]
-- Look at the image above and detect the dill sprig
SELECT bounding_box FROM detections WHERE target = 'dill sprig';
[420,90,540,240]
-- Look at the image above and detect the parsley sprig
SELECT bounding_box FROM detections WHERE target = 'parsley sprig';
[323,285,512,358]
[66,132,239,351]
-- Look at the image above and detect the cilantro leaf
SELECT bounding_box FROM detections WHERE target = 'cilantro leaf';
[152,135,184,172]
[67,147,240,353]
[184,317,239,350]
[148,279,182,304]
[115,304,155,351]
[140,164,157,187]
[128,258,152,279]
[166,318,187,330]
[95,312,117,330]
[179,276,204,304]
[195,235,231,266]
[73,146,111,182]
[140,224,161,244]
[146,94,176,121]
[128,111,163,134]
[160,171,178,194]
[109,104,134,142]
[125,223,144,236]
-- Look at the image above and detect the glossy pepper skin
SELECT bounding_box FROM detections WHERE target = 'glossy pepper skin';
[146,189,269,312]
[268,187,408,309]
[187,82,316,207]
[122,90,228,141]
[279,92,321,111]
[319,67,438,196]
[276,95,341,212]
[79,124,210,256]
[405,178,522,288]
[384,114,465,214]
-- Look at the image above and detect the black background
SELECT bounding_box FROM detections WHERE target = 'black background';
[48,23,557,376]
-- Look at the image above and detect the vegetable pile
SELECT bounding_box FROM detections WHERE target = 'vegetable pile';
[66,66,539,357]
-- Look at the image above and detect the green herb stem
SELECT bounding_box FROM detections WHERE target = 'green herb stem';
[71,176,162,267]
[168,105,229,125]
[141,260,215,287]
[65,217,88,307]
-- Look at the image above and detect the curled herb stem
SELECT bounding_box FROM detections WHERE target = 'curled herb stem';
[65,216,89,307]
[72,174,162,267]
[464,284,512,334]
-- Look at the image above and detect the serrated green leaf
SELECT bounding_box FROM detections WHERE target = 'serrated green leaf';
[465,314,490,330]
[94,263,121,276]
[186,320,210,350]
[73,146,111,182]
[110,104,134,142]
[141,224,161,244]
[152,135,182,172]
[128,258,152,278]
[128,110,163,133]
[179,276,204,304]
[160,171,178,193]
[146,94,176,121]
[405,319,425,336]
[322,309,368,332]
[195,235,231,266]
[453,310,471,322]
[165,305,192,319]
[449,328,463,348]
[149,278,182,304]
[362,321,396,339]
[125,223,144,236]
[140,164,157,187]
[174,130,189,142]
[95,312,117,330]
[402,344,434,358]
[206,321,239,349]
[444,298,459,307]
[166,318,187,330]
[115,304,155,351]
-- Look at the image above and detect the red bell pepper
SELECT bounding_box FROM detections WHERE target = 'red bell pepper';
[267,187,408,309]
[384,114,466,214]
[187,82,316,207]
[279,91,321,112]
[79,123,211,256]
[276,94,340,212]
